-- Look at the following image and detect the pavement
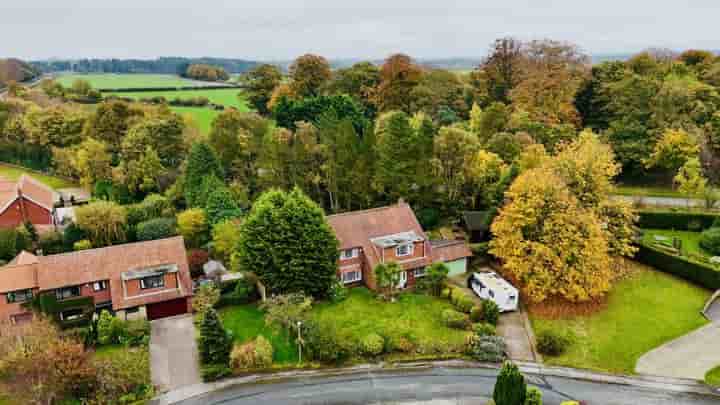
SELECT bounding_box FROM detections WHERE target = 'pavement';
[151,361,719,405]
[611,194,708,208]
[150,314,202,392]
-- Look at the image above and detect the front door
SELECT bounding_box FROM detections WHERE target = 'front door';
[398,270,408,289]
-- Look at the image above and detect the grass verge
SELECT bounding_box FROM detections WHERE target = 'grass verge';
[530,262,710,374]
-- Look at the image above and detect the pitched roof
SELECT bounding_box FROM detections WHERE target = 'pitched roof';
[431,239,473,262]
[7,251,38,266]
[0,237,192,310]
[0,176,18,213]
[462,210,494,232]
[0,174,57,214]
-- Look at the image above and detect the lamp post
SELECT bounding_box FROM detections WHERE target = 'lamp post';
[296,320,303,364]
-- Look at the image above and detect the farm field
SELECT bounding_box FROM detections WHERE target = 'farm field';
[56,73,219,89]
[530,262,710,374]
[107,88,249,110]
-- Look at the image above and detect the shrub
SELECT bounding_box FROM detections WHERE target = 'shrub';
[493,361,526,405]
[198,308,233,367]
[441,288,451,299]
[536,330,571,356]
[688,219,704,232]
[328,281,349,303]
[470,304,484,322]
[524,386,543,405]
[135,217,177,241]
[636,244,720,289]
[254,336,273,368]
[392,331,418,353]
[92,346,154,403]
[700,227,720,255]
[230,336,274,370]
[360,333,385,356]
[97,310,125,346]
[636,210,717,230]
[201,364,231,382]
[73,239,92,251]
[302,320,354,363]
[0,228,29,261]
[187,249,209,278]
[473,322,496,337]
[466,335,507,362]
[483,300,500,326]
[193,284,220,314]
[454,295,475,313]
[233,277,258,303]
[442,309,470,329]
[423,262,450,296]
[39,231,64,255]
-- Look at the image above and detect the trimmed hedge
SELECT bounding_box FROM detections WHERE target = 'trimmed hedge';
[635,244,720,290]
[637,210,719,231]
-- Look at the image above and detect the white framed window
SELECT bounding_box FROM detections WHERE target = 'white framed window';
[55,286,81,301]
[396,243,413,257]
[341,270,362,284]
[92,281,107,292]
[140,275,165,290]
[339,248,358,260]
[413,267,426,278]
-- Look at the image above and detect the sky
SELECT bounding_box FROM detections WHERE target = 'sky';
[2,0,720,61]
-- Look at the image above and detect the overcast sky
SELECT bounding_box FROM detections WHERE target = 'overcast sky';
[2,0,719,61]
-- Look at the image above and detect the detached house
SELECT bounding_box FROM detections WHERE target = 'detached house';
[0,175,57,232]
[0,237,193,325]
[327,200,472,290]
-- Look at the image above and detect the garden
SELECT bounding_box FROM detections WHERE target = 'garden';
[530,262,711,374]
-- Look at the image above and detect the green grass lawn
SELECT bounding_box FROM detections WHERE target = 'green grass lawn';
[614,185,684,198]
[0,163,75,189]
[171,106,221,134]
[706,366,720,387]
[219,305,299,364]
[56,73,208,89]
[642,229,710,258]
[531,264,711,374]
[310,288,467,351]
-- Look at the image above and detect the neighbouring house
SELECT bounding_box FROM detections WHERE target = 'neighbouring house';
[327,200,472,290]
[0,175,58,232]
[0,236,193,325]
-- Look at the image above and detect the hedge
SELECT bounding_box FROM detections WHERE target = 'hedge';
[99,85,240,93]
[637,210,719,231]
[635,244,720,290]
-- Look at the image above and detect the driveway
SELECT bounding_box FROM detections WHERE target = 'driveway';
[150,314,201,392]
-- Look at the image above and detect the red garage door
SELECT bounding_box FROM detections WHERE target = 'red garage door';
[147,298,188,320]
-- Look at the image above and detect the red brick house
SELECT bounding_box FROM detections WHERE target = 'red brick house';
[327,201,472,290]
[0,175,57,232]
[0,236,193,325]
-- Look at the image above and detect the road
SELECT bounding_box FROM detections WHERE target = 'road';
[176,368,717,405]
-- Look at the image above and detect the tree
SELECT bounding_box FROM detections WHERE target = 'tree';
[122,115,186,168]
[120,146,165,195]
[208,109,245,173]
[598,200,638,258]
[193,284,220,316]
[198,308,232,366]
[288,54,332,98]
[22,105,87,147]
[325,61,380,113]
[485,132,522,163]
[75,201,127,247]
[431,126,479,207]
[424,262,449,296]
[241,64,282,115]
[236,188,339,297]
[373,111,424,202]
[410,69,469,121]
[260,292,313,331]
[674,157,707,204]
[212,219,242,264]
[273,94,369,133]
[73,138,113,189]
[493,362,527,405]
[205,186,242,225]
[478,37,525,104]
[490,168,612,303]
[184,142,224,207]
[374,262,403,301]
[136,217,177,241]
[465,149,509,209]
[373,54,423,113]
[177,208,209,248]
[84,100,138,153]
[184,64,229,82]
[516,143,549,173]
[644,128,699,171]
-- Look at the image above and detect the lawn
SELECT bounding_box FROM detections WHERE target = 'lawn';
[706,365,720,387]
[0,163,75,189]
[171,106,221,134]
[219,305,299,365]
[56,73,212,89]
[614,185,684,198]
[530,263,711,374]
[310,288,467,352]
[642,229,710,258]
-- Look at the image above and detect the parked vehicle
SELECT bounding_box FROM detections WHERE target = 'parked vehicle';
[467,271,519,312]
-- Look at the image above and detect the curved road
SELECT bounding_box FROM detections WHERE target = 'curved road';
[176,368,717,405]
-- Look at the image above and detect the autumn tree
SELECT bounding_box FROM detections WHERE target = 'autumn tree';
[208,109,245,172]
[373,54,423,113]
[326,61,380,113]
[410,69,469,122]
[177,208,209,248]
[490,167,612,302]
[675,157,707,204]
[479,37,525,104]
[118,146,165,195]
[241,64,282,115]
[84,100,139,153]
[289,54,332,98]
[431,126,479,208]
[644,128,699,171]
[465,149,509,209]
[184,64,229,82]
[75,201,127,247]
[121,115,186,168]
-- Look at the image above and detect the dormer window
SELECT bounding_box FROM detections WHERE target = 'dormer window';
[339,248,358,260]
[396,243,413,257]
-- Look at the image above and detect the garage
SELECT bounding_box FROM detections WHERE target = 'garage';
[445,258,468,277]
[147,298,188,320]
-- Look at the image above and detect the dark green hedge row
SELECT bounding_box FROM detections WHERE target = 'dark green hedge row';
[637,210,719,230]
[99,85,240,93]
[635,244,720,290]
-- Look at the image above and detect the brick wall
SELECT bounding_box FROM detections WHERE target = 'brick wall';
[124,273,179,297]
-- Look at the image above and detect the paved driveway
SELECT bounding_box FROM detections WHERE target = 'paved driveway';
[636,322,720,380]
[150,314,201,392]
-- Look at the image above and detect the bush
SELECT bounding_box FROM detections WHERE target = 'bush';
[466,335,507,362]
[700,227,720,255]
[483,300,500,326]
[454,295,474,313]
[360,333,385,356]
[201,364,231,382]
[302,320,354,364]
[39,231,64,254]
[441,288,451,299]
[230,336,273,370]
[135,217,177,241]
[187,249,209,278]
[198,308,233,367]
[493,361,526,405]
[74,239,92,251]
[193,284,220,314]
[233,277,258,303]
[470,304,484,322]
[536,330,571,356]
[0,228,29,261]
[473,322,496,337]
[328,280,349,303]
[97,310,124,346]
[636,244,720,289]
[126,194,173,227]
[688,219,704,232]
[525,386,543,405]
[416,207,440,229]
[442,309,470,329]
[637,210,718,231]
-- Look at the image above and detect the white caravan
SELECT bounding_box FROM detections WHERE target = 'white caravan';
[467,271,519,312]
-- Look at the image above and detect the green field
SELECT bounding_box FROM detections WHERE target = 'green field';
[614,185,684,198]
[531,263,710,374]
[0,163,75,189]
[56,73,208,89]
[642,229,710,258]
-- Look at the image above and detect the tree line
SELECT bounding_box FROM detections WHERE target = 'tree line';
[31,57,258,75]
